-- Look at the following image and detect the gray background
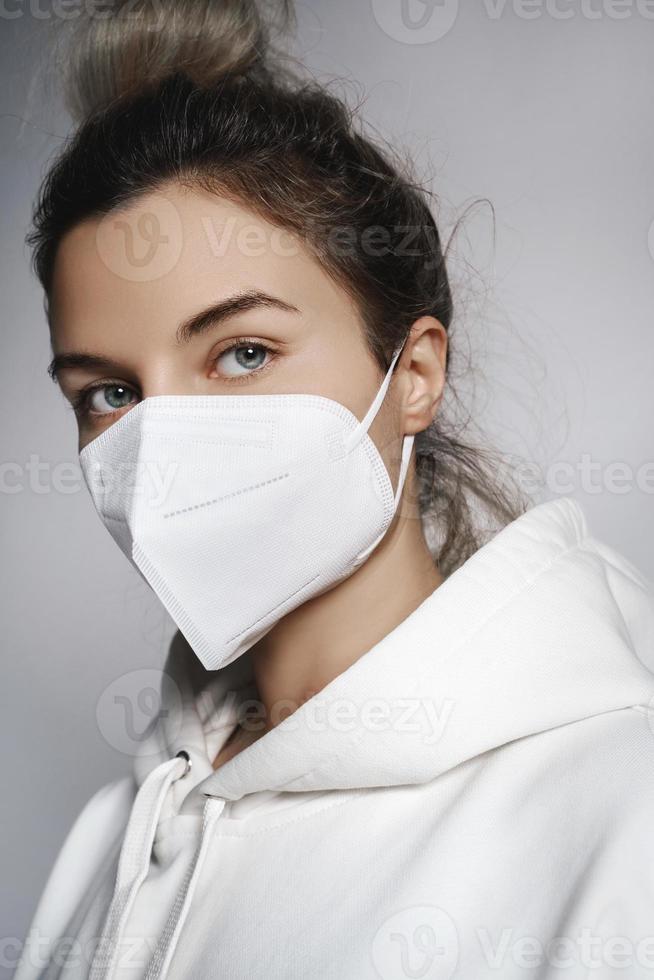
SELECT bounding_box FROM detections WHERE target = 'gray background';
[2,0,653,969]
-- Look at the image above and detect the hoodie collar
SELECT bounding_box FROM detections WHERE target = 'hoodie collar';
[133,495,654,808]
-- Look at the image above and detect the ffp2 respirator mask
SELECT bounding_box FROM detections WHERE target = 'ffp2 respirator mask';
[79,338,414,671]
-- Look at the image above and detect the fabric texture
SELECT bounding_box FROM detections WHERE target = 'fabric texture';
[14,495,654,980]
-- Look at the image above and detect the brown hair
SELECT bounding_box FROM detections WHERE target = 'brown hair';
[29,0,530,576]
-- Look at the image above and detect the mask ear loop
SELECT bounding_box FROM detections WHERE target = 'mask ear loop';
[343,336,414,510]
[393,430,415,510]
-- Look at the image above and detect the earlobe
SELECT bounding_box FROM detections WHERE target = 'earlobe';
[403,391,439,437]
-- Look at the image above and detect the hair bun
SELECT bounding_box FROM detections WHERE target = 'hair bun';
[62,0,294,122]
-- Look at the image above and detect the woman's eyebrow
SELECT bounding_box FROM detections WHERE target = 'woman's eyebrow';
[47,290,301,382]
[47,352,126,383]
[175,289,301,345]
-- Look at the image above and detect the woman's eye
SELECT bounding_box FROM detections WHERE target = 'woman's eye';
[215,343,271,377]
[87,384,138,415]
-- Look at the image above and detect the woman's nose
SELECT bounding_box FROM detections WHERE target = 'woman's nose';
[138,367,202,398]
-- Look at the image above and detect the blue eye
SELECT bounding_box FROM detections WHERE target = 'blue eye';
[215,343,271,377]
[87,384,138,415]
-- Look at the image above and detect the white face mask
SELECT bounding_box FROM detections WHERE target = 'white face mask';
[79,339,414,671]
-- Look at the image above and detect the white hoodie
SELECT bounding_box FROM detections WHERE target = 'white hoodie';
[14,495,654,980]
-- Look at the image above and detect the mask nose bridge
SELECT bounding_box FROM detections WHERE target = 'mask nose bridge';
[342,337,408,454]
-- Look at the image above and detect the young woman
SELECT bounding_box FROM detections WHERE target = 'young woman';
[15,2,654,978]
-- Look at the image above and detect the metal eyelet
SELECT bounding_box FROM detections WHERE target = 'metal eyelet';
[174,749,192,777]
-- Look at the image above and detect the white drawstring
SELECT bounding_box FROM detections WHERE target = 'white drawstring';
[143,795,226,980]
[88,751,217,980]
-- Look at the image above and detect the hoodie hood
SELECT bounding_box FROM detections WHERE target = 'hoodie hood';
[133,494,654,814]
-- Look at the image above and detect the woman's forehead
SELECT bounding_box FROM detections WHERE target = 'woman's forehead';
[49,184,351,342]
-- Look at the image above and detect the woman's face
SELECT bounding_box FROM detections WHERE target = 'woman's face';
[48,183,413,479]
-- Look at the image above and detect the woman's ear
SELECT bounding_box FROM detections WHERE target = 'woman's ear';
[400,316,448,436]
